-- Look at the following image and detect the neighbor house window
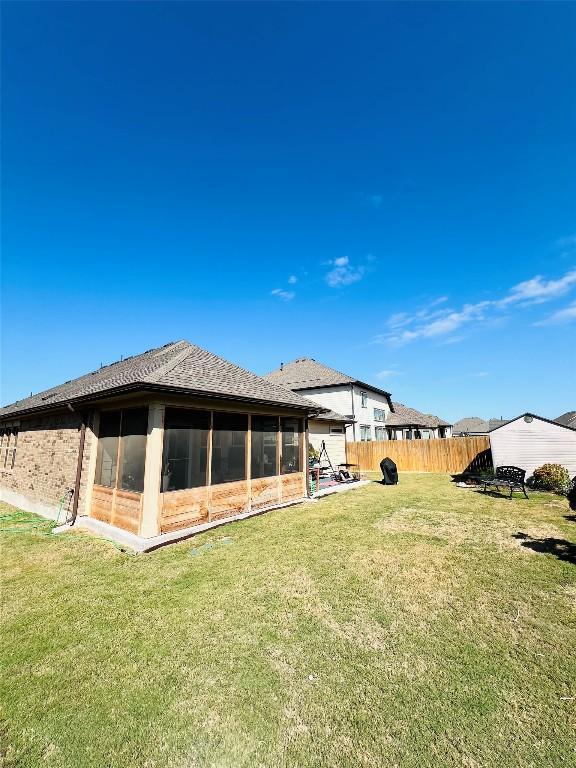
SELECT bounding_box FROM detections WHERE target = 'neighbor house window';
[361,391,368,408]
[360,425,371,441]
[212,412,247,484]
[375,426,387,441]
[421,430,431,440]
[162,408,210,492]
[281,417,302,474]
[0,427,18,469]
[251,415,278,479]
[374,408,386,422]
[404,429,414,440]
[330,426,344,435]
[95,408,148,492]
[387,428,396,441]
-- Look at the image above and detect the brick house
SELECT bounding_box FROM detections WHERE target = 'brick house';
[0,341,321,547]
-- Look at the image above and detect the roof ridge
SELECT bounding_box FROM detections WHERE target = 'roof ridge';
[146,342,195,383]
[266,357,354,383]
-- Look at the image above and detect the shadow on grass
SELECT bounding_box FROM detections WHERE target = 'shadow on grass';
[473,488,528,501]
[565,514,576,523]
[513,532,576,565]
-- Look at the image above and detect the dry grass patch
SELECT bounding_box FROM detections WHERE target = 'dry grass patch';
[1,477,575,768]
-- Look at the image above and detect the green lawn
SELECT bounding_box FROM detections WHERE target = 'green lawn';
[1,474,575,768]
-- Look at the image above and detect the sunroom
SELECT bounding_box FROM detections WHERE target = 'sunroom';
[90,400,308,538]
[0,341,320,549]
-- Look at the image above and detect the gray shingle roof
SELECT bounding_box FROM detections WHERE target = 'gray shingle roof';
[265,358,355,388]
[264,358,392,401]
[386,402,452,428]
[555,411,576,428]
[308,404,354,423]
[453,417,489,434]
[488,418,510,431]
[0,341,321,418]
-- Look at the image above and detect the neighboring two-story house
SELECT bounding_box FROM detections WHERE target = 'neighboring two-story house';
[264,358,394,465]
[265,358,452,466]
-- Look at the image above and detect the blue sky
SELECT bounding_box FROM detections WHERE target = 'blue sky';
[2,1,575,422]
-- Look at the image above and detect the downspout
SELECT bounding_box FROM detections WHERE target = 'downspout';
[305,416,311,497]
[68,405,87,526]
[350,383,356,442]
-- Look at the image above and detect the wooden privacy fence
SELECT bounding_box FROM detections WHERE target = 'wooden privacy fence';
[347,436,491,474]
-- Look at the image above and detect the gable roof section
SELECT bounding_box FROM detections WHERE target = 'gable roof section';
[387,402,452,428]
[488,418,510,431]
[453,417,489,434]
[1,341,321,418]
[489,412,576,433]
[264,358,392,402]
[555,411,576,428]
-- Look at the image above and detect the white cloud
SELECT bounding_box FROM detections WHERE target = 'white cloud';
[499,270,576,306]
[387,302,490,345]
[287,275,298,285]
[375,369,402,380]
[376,267,576,346]
[437,335,465,346]
[468,371,489,378]
[534,301,576,326]
[386,312,411,329]
[325,256,365,288]
[270,288,295,302]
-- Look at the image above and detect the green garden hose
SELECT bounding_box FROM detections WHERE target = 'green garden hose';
[0,490,135,554]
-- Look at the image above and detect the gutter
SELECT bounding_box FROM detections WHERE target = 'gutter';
[0,382,329,421]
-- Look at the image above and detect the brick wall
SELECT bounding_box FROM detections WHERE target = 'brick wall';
[0,411,94,518]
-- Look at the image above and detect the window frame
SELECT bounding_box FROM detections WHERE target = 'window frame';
[251,414,279,480]
[361,391,368,408]
[375,426,386,441]
[94,408,149,493]
[280,416,303,475]
[162,407,211,492]
[373,407,386,422]
[211,411,248,485]
[360,424,372,442]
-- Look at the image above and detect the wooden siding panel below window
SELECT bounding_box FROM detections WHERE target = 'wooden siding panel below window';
[112,489,143,534]
[280,472,305,502]
[210,480,250,521]
[160,487,210,532]
[158,473,306,534]
[251,476,281,510]
[90,485,142,533]
[90,485,114,524]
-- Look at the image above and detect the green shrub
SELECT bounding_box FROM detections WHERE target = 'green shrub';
[308,443,320,462]
[530,463,571,494]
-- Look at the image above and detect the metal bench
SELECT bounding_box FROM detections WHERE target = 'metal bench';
[483,465,528,499]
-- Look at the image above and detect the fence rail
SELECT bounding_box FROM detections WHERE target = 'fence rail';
[346,436,491,474]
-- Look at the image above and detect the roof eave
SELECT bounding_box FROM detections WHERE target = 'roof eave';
[291,379,393,406]
[489,412,576,433]
[0,382,328,420]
